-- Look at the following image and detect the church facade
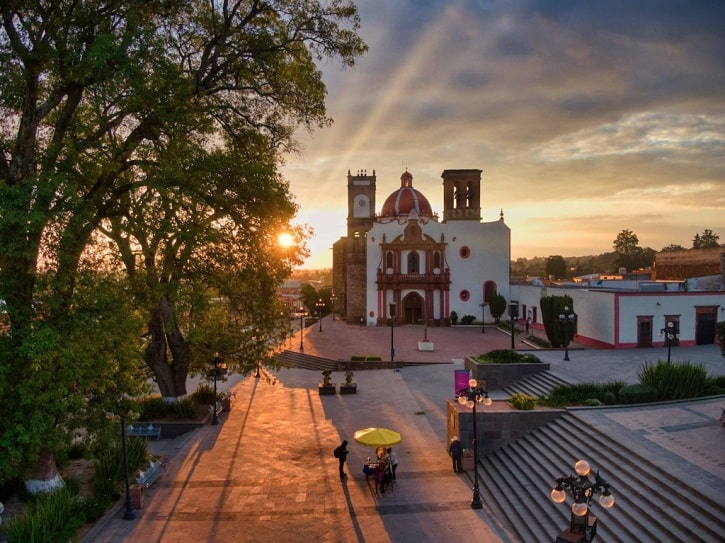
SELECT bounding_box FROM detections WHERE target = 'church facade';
[332,168,510,327]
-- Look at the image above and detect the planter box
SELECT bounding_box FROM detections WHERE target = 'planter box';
[464,357,550,389]
[418,341,434,351]
[318,384,336,395]
[339,384,357,394]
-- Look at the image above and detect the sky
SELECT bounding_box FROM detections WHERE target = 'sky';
[281,0,725,269]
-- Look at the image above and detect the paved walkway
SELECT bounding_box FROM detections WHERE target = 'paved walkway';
[88,317,725,542]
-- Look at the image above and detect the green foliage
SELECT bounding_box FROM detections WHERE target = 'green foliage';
[488,294,506,323]
[692,228,720,249]
[546,255,567,279]
[350,356,366,361]
[366,356,381,361]
[473,349,542,364]
[93,438,149,501]
[450,311,459,325]
[544,382,626,407]
[509,393,536,410]
[2,487,85,543]
[138,395,198,419]
[190,385,218,406]
[637,360,710,400]
[461,315,476,325]
[618,384,659,404]
[539,295,573,348]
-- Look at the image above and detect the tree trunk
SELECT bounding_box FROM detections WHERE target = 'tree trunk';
[145,296,190,400]
[25,448,64,495]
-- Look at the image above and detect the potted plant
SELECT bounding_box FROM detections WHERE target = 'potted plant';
[339,371,357,394]
[318,370,336,395]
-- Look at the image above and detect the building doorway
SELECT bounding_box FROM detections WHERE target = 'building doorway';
[637,316,653,347]
[403,293,423,324]
[695,307,717,345]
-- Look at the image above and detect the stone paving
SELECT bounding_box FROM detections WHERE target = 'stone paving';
[87,317,725,543]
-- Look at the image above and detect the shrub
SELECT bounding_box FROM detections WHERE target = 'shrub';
[582,398,603,406]
[638,360,709,400]
[618,384,659,404]
[461,315,476,325]
[509,393,535,410]
[472,349,541,364]
[191,384,217,405]
[450,311,458,325]
[350,355,366,361]
[366,356,382,361]
[544,382,626,407]
[2,487,85,543]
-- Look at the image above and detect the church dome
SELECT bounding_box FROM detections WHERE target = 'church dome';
[380,171,433,217]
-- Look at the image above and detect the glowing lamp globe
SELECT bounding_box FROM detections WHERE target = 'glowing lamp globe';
[574,460,591,476]
[599,492,615,509]
[550,488,566,503]
[572,502,588,516]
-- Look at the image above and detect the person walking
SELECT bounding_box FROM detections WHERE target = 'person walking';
[387,447,398,480]
[334,440,349,479]
[448,436,463,473]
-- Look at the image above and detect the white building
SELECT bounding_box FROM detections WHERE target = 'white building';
[332,169,510,327]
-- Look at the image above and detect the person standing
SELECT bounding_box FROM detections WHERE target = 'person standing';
[334,440,349,479]
[387,447,398,480]
[449,436,463,473]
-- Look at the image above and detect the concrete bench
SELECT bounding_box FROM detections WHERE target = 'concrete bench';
[136,457,167,489]
[127,423,162,440]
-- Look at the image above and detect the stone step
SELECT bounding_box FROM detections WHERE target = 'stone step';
[502,370,572,398]
[476,409,725,543]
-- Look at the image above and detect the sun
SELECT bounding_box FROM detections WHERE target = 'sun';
[277,232,295,248]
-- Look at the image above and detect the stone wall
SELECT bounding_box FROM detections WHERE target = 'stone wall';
[464,357,550,389]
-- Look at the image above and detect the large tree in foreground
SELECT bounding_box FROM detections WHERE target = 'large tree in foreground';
[0,0,366,487]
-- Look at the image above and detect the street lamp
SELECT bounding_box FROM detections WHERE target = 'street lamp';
[119,409,136,520]
[299,310,304,352]
[661,321,679,363]
[330,293,337,320]
[558,306,576,361]
[551,460,615,542]
[389,302,396,362]
[457,378,492,509]
[479,303,487,334]
[316,298,324,332]
[210,353,224,425]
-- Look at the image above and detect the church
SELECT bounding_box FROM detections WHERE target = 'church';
[332,168,510,327]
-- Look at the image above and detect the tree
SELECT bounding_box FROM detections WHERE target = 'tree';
[546,255,567,280]
[612,230,654,271]
[692,229,720,249]
[489,294,507,324]
[660,244,687,253]
[0,0,366,487]
[540,295,574,348]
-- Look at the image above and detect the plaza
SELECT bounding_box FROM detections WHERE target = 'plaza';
[87,318,725,542]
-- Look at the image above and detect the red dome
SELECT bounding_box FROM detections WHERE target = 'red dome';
[380,171,433,217]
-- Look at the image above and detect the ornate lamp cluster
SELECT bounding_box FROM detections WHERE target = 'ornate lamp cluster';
[457,378,492,509]
[551,460,615,517]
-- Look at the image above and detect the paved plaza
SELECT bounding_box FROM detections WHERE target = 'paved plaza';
[87,318,725,543]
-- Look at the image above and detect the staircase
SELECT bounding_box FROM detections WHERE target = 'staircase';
[502,370,573,398]
[477,409,725,542]
[274,350,339,371]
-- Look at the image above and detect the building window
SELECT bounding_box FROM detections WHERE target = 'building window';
[459,246,470,259]
[434,250,441,269]
[460,290,470,301]
[408,251,420,274]
[386,251,393,269]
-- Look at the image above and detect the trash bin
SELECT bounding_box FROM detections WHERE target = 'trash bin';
[461,450,474,471]
[129,484,144,509]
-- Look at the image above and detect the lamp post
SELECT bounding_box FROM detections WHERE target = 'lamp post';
[661,320,679,363]
[457,378,492,509]
[316,298,324,332]
[479,303,487,334]
[331,293,337,320]
[211,353,223,425]
[551,460,615,542]
[389,302,396,362]
[119,410,136,520]
[299,310,304,352]
[558,306,576,361]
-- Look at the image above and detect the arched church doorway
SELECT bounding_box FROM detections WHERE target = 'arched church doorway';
[403,293,423,324]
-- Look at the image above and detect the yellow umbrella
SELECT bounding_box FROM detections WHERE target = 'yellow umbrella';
[353,427,401,448]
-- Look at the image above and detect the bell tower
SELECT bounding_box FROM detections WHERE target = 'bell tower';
[347,169,376,236]
[442,169,482,222]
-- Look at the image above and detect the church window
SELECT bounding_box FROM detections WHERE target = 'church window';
[434,251,441,269]
[460,290,470,301]
[408,251,420,274]
[386,251,393,269]
[459,246,470,259]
